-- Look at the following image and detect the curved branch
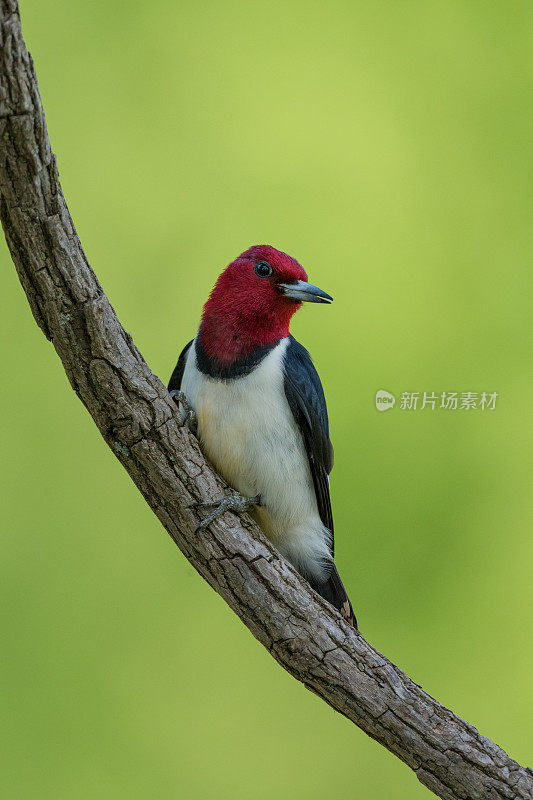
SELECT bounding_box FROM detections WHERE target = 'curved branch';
[1,3,531,799]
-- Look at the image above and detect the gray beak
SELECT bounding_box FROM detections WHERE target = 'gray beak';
[278,280,333,304]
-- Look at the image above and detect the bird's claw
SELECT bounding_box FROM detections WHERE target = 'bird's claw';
[170,389,197,432]
[194,493,261,532]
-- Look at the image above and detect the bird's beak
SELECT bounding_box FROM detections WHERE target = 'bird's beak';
[278,280,333,304]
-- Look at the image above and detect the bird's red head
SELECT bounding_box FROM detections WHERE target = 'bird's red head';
[198,245,332,365]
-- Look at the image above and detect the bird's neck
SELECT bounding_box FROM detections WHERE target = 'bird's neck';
[198,309,291,366]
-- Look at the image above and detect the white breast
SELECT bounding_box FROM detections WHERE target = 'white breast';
[180,338,331,580]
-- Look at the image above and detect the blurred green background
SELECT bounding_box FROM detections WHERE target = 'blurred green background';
[2,1,532,797]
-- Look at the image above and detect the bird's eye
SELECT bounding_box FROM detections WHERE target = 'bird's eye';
[254,260,273,278]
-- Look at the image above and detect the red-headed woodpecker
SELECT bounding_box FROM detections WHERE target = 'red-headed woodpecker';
[168,245,356,627]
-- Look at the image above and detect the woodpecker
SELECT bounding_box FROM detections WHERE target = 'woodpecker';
[168,245,356,627]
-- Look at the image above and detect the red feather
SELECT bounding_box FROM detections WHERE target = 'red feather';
[199,245,308,365]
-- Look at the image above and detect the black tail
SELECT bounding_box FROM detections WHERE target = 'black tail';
[308,564,357,629]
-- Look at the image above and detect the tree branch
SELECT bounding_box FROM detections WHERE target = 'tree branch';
[1,3,531,798]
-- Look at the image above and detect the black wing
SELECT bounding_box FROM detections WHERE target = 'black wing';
[168,339,193,395]
[283,336,335,556]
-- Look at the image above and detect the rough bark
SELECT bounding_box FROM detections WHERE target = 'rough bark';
[0,3,531,799]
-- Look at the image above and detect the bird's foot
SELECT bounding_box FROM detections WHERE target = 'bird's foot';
[170,389,197,433]
[193,492,261,532]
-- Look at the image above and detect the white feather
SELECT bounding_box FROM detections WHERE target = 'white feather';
[181,337,331,580]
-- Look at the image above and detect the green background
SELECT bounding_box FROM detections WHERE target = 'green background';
[2,1,532,798]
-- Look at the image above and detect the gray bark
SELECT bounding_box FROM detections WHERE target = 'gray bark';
[1,2,531,798]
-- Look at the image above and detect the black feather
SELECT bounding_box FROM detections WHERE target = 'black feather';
[283,336,334,549]
[195,336,280,380]
[168,339,193,394]
[283,336,357,628]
